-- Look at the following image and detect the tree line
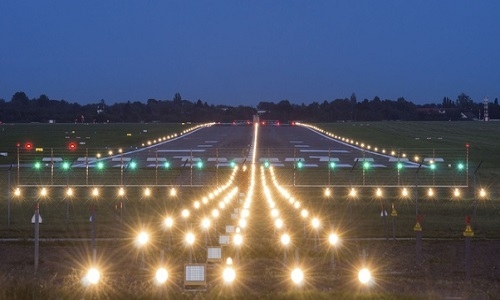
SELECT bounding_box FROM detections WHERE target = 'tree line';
[0,91,498,123]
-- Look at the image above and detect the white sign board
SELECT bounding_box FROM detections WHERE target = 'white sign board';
[31,214,43,224]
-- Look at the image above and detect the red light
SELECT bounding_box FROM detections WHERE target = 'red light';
[68,142,77,150]
[25,142,33,150]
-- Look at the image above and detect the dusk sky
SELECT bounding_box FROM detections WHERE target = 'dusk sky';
[1,1,499,106]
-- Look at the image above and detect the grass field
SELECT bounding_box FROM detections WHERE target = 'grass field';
[0,122,187,164]
[316,121,500,179]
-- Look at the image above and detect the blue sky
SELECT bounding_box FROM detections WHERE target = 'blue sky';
[1,1,499,106]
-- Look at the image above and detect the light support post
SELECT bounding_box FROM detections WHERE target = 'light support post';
[34,200,40,274]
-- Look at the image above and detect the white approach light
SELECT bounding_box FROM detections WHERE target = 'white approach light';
[84,267,101,285]
[186,232,195,245]
[165,217,174,228]
[281,233,290,246]
[311,218,320,229]
[329,233,339,246]
[291,268,304,285]
[155,267,168,284]
[233,232,243,246]
[137,231,149,246]
[223,258,236,283]
[358,268,372,285]
[202,218,211,229]
[275,218,283,229]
